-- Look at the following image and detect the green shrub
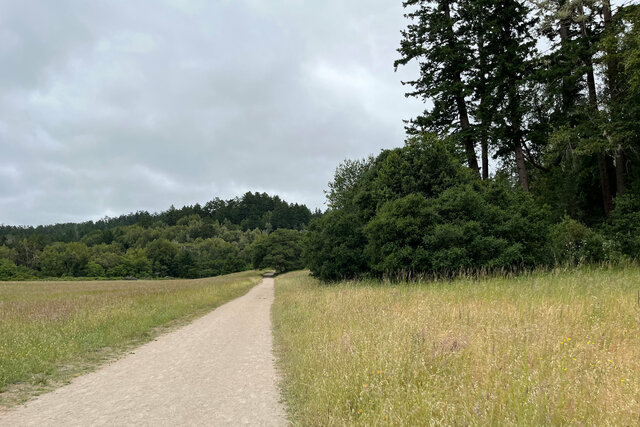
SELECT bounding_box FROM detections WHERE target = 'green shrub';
[365,183,551,276]
[550,217,609,264]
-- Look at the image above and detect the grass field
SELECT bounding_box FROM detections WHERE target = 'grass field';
[0,271,263,408]
[273,268,640,425]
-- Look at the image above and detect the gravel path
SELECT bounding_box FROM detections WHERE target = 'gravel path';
[0,277,286,426]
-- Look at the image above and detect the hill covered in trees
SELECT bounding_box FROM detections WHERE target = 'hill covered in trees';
[302,0,640,281]
[0,192,317,280]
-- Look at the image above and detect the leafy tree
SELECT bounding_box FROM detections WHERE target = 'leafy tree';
[146,239,178,277]
[121,248,152,278]
[250,229,304,273]
[173,249,199,278]
[38,242,90,277]
[303,210,368,281]
[304,135,555,280]
[86,261,106,278]
[0,259,19,280]
[0,258,35,280]
[0,246,14,261]
[13,238,41,270]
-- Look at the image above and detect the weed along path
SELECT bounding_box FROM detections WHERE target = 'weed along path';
[0,277,285,426]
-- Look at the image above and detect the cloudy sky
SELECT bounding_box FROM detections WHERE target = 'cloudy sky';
[0,0,422,226]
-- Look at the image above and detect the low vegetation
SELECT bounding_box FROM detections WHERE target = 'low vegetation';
[0,271,262,407]
[274,268,640,425]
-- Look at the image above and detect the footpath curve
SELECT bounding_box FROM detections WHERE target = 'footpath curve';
[0,277,286,426]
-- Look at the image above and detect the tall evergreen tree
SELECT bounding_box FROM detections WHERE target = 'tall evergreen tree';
[484,0,537,191]
[396,0,481,176]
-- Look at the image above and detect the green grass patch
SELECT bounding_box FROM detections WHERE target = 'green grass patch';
[0,271,263,408]
[273,268,640,425]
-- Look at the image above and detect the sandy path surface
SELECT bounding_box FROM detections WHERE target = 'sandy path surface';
[0,277,286,426]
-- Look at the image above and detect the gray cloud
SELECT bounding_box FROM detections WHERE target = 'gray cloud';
[0,0,422,225]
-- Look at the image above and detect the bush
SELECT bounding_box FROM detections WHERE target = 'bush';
[365,183,551,276]
[550,217,609,264]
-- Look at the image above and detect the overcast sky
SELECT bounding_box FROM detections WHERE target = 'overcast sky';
[0,0,422,226]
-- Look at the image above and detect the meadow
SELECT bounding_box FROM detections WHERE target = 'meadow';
[0,271,262,408]
[273,268,640,425]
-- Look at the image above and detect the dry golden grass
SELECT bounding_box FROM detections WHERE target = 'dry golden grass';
[0,271,262,408]
[273,268,640,425]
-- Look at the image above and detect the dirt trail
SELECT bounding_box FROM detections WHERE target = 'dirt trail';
[0,277,286,426]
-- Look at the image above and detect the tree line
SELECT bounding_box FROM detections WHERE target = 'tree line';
[0,193,311,280]
[302,0,640,281]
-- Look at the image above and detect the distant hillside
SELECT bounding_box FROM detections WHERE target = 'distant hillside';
[0,192,319,246]
[0,192,320,280]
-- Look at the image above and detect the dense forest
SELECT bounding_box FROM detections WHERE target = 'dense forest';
[0,192,313,279]
[303,0,640,281]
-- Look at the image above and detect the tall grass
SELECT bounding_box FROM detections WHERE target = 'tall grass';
[0,271,262,407]
[273,268,640,425]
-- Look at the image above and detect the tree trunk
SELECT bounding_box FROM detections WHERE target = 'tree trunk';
[598,154,613,216]
[454,93,481,176]
[478,30,490,181]
[481,135,489,181]
[514,139,529,192]
[615,151,626,194]
[559,8,574,114]
[578,9,597,108]
[509,93,529,191]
